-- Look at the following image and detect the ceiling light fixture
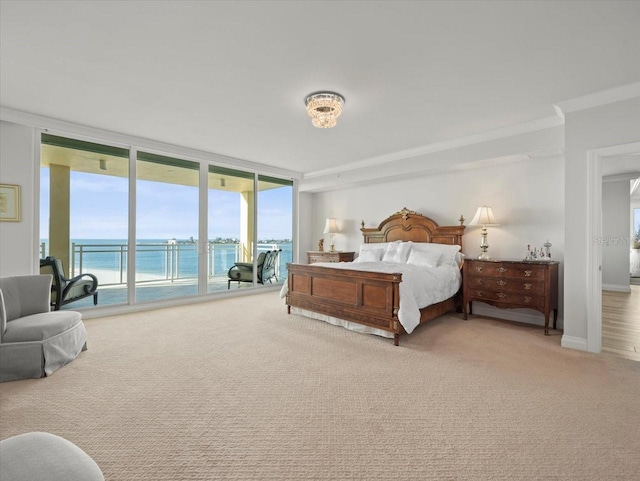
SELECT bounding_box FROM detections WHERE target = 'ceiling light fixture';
[304,91,345,128]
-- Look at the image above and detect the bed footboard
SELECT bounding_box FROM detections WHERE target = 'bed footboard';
[286,263,403,344]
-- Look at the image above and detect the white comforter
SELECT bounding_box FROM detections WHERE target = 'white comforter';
[283,261,461,334]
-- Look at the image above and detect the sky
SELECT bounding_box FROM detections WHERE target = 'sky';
[40,169,293,241]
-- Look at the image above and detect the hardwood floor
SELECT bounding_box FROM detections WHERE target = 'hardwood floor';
[602,284,640,361]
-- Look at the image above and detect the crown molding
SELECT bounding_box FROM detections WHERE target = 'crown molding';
[303,115,563,180]
[299,149,565,193]
[554,82,640,115]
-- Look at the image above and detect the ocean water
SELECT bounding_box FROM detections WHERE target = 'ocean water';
[40,239,292,285]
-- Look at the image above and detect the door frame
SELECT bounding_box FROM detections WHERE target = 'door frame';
[587,141,640,353]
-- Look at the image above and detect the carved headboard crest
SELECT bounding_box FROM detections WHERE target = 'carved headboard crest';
[395,207,418,221]
[360,208,465,247]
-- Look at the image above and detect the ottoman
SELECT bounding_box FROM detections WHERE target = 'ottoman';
[0,432,104,481]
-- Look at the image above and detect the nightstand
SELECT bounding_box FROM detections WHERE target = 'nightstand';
[307,251,355,264]
[463,259,559,335]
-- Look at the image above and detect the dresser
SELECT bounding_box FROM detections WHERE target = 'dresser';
[463,259,559,335]
[307,251,355,264]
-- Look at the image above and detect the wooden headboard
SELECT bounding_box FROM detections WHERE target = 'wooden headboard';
[360,207,465,247]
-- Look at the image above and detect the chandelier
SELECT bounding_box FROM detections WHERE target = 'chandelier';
[304,91,345,128]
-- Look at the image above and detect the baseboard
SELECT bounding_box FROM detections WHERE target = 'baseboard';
[471,304,559,328]
[602,283,631,293]
[561,335,588,351]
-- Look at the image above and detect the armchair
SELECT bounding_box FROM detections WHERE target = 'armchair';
[227,249,281,289]
[0,275,88,382]
[40,256,98,310]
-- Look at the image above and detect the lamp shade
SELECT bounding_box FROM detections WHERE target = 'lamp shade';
[469,206,499,226]
[323,218,339,234]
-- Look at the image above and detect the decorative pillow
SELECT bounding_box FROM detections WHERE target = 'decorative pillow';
[409,242,462,266]
[359,242,390,253]
[407,249,441,268]
[382,242,412,263]
[356,248,385,263]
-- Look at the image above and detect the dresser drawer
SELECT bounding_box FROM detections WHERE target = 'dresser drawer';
[466,276,545,296]
[308,254,328,263]
[468,288,545,308]
[467,262,546,280]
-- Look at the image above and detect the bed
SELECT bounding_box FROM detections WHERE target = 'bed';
[285,208,466,346]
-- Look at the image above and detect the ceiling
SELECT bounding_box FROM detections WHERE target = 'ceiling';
[1,1,639,176]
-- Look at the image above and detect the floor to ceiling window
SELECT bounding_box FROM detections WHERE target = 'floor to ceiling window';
[207,166,255,292]
[40,134,295,309]
[257,175,293,287]
[136,152,200,301]
[40,134,130,307]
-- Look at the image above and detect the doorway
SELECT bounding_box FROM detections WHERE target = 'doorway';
[586,142,640,354]
[594,147,640,360]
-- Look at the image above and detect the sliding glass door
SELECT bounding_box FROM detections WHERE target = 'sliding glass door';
[257,175,293,287]
[136,152,200,301]
[207,166,255,292]
[40,134,130,307]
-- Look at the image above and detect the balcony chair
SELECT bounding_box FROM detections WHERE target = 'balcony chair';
[39,256,98,311]
[227,249,281,289]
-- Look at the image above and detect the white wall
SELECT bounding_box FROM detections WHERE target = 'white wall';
[602,179,631,291]
[563,97,640,345]
[311,151,565,328]
[0,121,36,276]
[297,192,314,263]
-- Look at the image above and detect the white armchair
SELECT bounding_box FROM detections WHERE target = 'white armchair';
[0,275,88,382]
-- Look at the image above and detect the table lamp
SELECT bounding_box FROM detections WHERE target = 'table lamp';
[323,218,339,252]
[469,206,499,260]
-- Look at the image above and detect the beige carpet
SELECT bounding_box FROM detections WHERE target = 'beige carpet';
[1,292,639,480]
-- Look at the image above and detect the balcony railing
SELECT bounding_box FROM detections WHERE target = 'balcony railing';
[40,241,287,287]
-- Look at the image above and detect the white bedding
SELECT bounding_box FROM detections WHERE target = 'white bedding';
[282,260,461,334]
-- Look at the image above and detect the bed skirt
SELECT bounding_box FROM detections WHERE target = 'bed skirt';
[290,307,395,339]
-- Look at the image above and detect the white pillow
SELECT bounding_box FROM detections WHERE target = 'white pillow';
[409,242,461,266]
[356,248,385,263]
[407,249,441,268]
[382,242,412,263]
[455,252,466,269]
[356,242,391,262]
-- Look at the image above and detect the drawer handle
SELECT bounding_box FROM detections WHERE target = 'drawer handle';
[496,292,507,298]
[475,279,483,285]
[497,267,507,273]
[524,283,532,290]
[475,266,483,272]
[476,290,483,296]
[524,296,532,303]
[524,270,532,277]
[497,280,507,286]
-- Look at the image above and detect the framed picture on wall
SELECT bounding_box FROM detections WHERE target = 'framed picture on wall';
[0,184,21,222]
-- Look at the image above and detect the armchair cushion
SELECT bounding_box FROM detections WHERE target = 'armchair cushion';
[2,311,82,343]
